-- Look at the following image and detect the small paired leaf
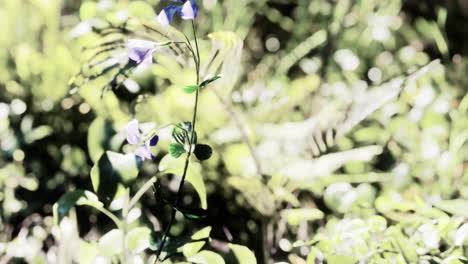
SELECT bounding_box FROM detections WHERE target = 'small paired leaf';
[184,85,200,94]
[179,121,193,132]
[179,207,208,220]
[183,227,212,258]
[172,127,186,145]
[169,143,186,158]
[172,122,196,145]
[53,190,86,224]
[200,75,223,88]
[194,144,213,161]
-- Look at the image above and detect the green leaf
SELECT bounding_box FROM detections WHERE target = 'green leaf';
[184,85,200,94]
[435,199,468,217]
[78,240,99,264]
[53,189,85,225]
[326,255,358,264]
[188,250,225,264]
[280,208,324,226]
[186,162,207,209]
[127,227,151,253]
[172,127,187,145]
[24,125,53,144]
[79,1,98,20]
[159,154,207,209]
[75,190,104,208]
[90,151,141,203]
[87,117,114,163]
[200,75,223,88]
[98,229,123,256]
[172,122,196,145]
[228,243,257,264]
[180,207,208,220]
[194,144,213,161]
[149,231,207,255]
[183,227,212,258]
[169,143,186,158]
[128,1,156,18]
[227,176,275,215]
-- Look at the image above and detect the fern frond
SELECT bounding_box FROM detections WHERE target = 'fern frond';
[307,60,441,157]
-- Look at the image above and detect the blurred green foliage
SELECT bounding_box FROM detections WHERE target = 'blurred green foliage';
[0,0,467,263]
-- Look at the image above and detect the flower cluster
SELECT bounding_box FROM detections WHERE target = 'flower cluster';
[125,0,198,68]
[126,119,159,160]
[124,1,199,160]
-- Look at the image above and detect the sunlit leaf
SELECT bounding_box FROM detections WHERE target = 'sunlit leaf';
[435,199,468,217]
[90,151,141,202]
[127,227,151,253]
[227,176,275,215]
[98,229,123,256]
[24,125,53,144]
[128,1,156,18]
[280,208,324,226]
[159,154,207,209]
[78,240,99,264]
[228,243,257,264]
[183,227,212,258]
[188,250,225,264]
[326,255,358,264]
[87,117,114,162]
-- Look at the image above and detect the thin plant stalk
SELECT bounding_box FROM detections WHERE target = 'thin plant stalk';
[154,21,201,263]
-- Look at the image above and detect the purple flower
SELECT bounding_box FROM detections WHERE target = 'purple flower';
[126,39,158,67]
[157,0,198,28]
[126,119,159,160]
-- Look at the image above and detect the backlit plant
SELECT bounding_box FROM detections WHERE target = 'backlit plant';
[55,0,254,263]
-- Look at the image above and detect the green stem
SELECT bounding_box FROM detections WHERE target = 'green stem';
[129,177,157,210]
[121,191,130,264]
[88,204,122,229]
[154,21,201,264]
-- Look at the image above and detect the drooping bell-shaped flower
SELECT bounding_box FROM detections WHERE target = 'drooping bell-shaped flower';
[126,39,158,68]
[126,119,159,160]
[126,39,157,64]
[157,0,198,28]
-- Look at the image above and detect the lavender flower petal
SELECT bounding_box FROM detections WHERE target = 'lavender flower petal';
[180,0,198,20]
[126,119,142,145]
[157,5,182,28]
[140,48,156,67]
[127,39,157,65]
[135,145,154,160]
